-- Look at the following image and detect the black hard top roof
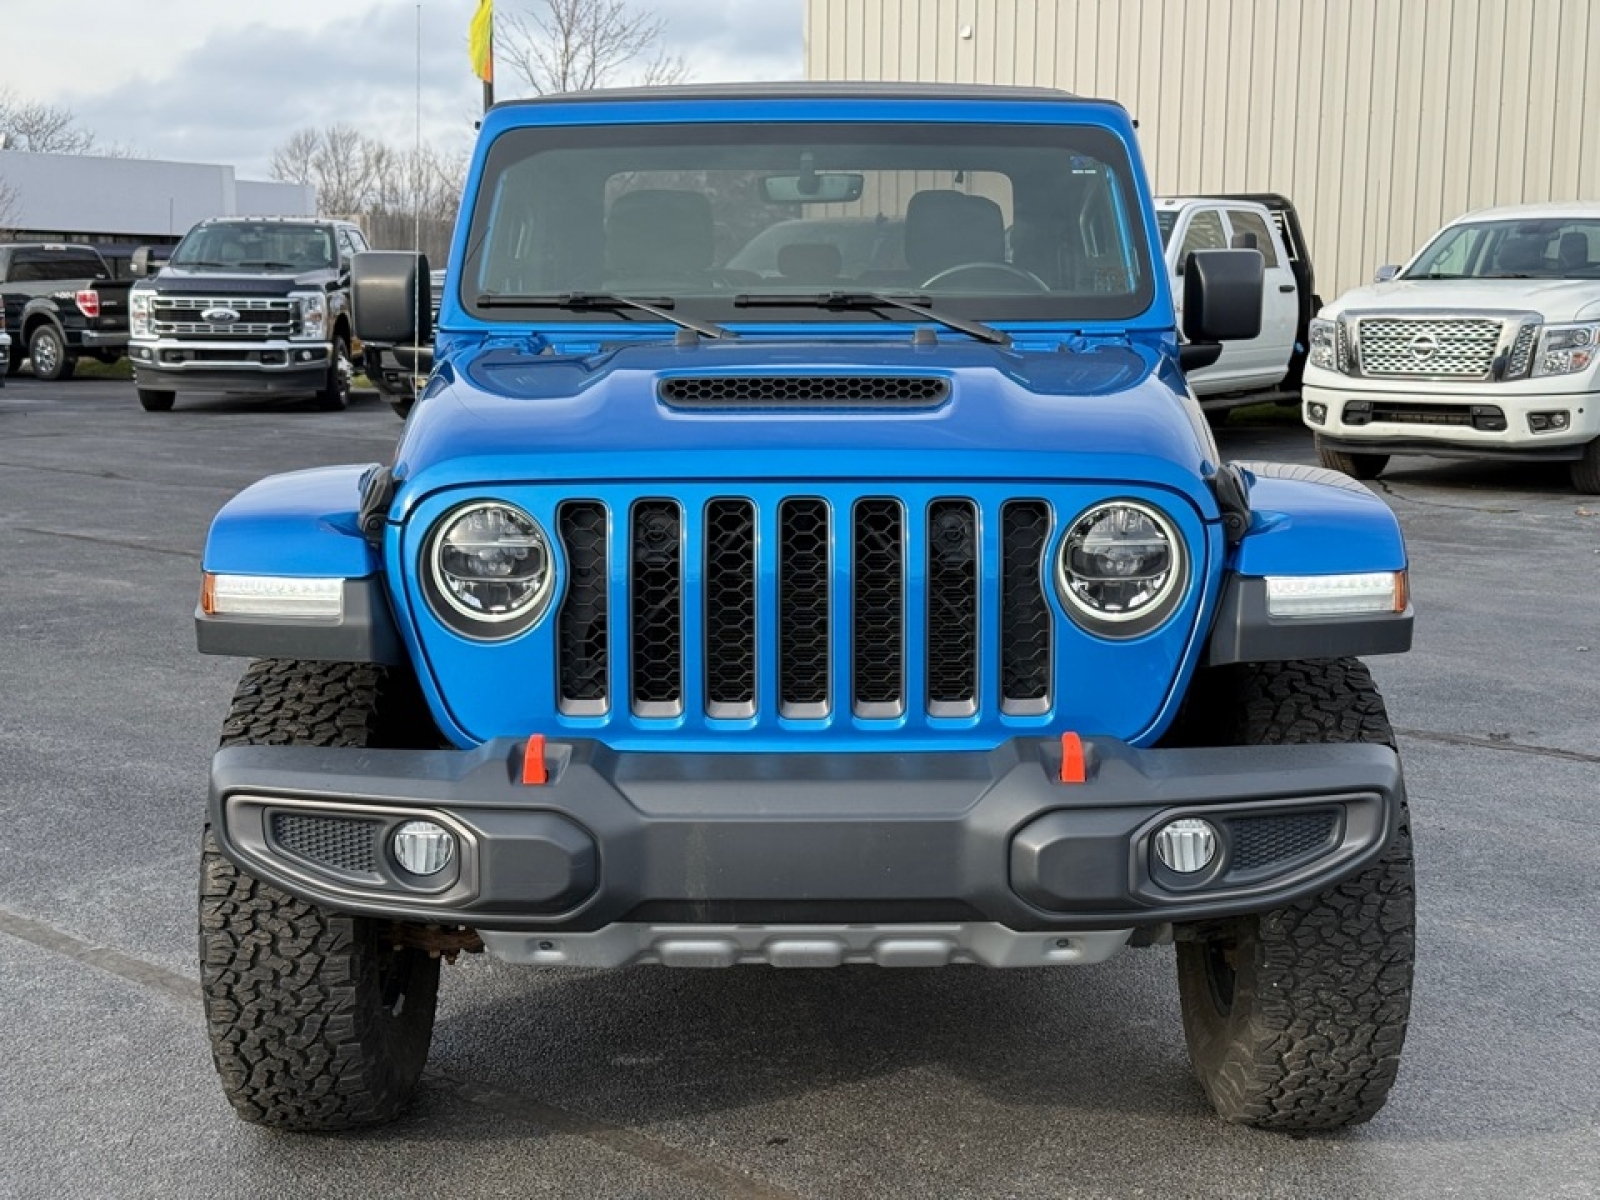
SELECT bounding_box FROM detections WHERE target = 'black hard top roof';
[498,81,1087,107]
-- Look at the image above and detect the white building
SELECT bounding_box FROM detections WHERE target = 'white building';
[805,0,1600,297]
[0,150,314,250]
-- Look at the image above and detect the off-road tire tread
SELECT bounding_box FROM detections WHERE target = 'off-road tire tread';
[200,659,440,1131]
[1315,438,1388,481]
[1177,659,1414,1132]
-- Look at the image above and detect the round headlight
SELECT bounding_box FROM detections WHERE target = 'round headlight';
[1056,501,1185,636]
[425,501,554,638]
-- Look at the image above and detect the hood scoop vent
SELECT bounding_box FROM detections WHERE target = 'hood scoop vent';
[658,375,949,411]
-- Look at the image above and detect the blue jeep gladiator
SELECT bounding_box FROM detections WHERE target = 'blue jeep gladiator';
[195,83,1416,1133]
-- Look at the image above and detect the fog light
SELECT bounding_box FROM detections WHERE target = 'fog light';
[1307,401,1327,425]
[1154,818,1218,874]
[392,820,455,876]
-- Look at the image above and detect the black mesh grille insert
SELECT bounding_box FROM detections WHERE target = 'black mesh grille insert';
[659,375,949,410]
[271,813,378,875]
[630,500,683,714]
[1000,501,1052,712]
[557,501,609,713]
[1229,810,1339,872]
[926,500,979,712]
[705,499,757,716]
[779,498,831,716]
[852,499,904,716]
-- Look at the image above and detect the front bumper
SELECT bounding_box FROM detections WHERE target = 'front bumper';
[1304,379,1600,456]
[211,736,1403,947]
[130,339,330,394]
[76,329,128,350]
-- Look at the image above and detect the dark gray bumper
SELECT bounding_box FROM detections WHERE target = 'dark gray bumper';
[209,736,1403,933]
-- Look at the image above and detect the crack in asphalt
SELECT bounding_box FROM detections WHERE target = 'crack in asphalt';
[12,527,202,559]
[0,904,806,1200]
[1397,727,1600,765]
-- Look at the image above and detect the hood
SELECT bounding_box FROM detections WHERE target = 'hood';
[142,264,336,295]
[391,337,1219,518]
[1325,277,1600,323]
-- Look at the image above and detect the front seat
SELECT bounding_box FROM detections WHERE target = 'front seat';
[1558,231,1590,273]
[902,190,1007,284]
[605,189,715,286]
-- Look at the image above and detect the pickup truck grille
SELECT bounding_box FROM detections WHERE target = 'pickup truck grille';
[1355,317,1502,378]
[554,493,1053,722]
[151,295,297,338]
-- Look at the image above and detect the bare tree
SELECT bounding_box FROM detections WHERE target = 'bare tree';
[268,128,321,188]
[0,90,99,154]
[500,0,688,96]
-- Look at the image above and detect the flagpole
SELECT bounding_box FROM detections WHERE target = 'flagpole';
[482,26,494,113]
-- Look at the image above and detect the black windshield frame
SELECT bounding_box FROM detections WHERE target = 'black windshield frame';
[461,120,1156,326]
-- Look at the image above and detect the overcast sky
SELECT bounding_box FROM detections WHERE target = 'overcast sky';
[2,0,803,178]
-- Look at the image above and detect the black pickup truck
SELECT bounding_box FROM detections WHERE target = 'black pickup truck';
[0,244,132,381]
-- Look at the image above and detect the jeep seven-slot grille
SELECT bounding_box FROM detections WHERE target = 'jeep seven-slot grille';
[554,495,1053,721]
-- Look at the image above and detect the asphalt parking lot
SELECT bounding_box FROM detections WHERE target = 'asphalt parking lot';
[1,376,1596,1200]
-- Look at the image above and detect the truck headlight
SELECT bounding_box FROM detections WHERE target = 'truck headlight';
[1531,322,1599,377]
[424,501,554,638]
[1056,501,1185,637]
[130,290,154,339]
[1308,318,1340,372]
[292,290,327,341]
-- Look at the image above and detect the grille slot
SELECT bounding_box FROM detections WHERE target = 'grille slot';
[1000,501,1053,714]
[630,500,683,716]
[926,499,979,715]
[660,375,949,409]
[704,499,758,717]
[1229,810,1340,872]
[1356,317,1503,377]
[1369,402,1475,427]
[852,499,905,717]
[270,812,379,876]
[1506,323,1538,377]
[557,501,609,714]
[779,498,832,718]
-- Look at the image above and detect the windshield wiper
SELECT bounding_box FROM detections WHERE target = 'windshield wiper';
[239,260,305,271]
[734,291,1011,347]
[475,291,735,340]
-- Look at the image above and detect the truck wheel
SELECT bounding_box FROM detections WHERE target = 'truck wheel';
[137,388,175,413]
[199,659,441,1130]
[28,325,75,381]
[1174,659,1415,1131]
[7,343,23,376]
[314,334,351,411]
[1316,438,1388,481]
[1570,438,1600,494]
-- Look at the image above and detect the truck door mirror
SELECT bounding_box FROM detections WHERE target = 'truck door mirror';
[352,251,431,345]
[1182,248,1263,342]
[1373,264,1401,283]
[130,246,154,278]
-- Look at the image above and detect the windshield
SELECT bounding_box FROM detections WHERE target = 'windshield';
[169,222,336,271]
[1404,217,1600,280]
[462,121,1155,324]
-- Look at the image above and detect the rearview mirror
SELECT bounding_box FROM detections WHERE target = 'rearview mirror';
[761,172,865,204]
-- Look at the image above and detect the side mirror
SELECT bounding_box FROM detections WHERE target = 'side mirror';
[1182,248,1263,342]
[130,246,154,278]
[352,251,431,344]
[1373,264,1401,283]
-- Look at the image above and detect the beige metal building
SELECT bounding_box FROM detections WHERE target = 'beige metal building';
[804,0,1600,298]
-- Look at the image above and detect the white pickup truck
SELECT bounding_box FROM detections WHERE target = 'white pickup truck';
[1156,194,1316,409]
[1303,202,1600,493]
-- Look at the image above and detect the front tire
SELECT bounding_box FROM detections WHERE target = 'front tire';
[1570,438,1600,494]
[28,324,75,381]
[199,659,442,1130]
[1174,659,1415,1131]
[1316,437,1388,481]
[137,387,175,412]
[314,333,351,411]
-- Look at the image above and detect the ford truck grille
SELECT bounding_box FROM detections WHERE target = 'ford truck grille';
[554,494,1053,721]
[151,295,297,338]
[1354,317,1502,378]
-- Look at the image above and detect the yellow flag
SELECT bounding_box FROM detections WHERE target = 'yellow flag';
[469,0,493,82]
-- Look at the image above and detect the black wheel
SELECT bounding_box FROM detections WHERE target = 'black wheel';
[1174,659,1415,1131]
[1316,437,1388,481]
[314,333,351,411]
[6,342,22,376]
[137,387,175,413]
[28,324,75,381]
[1570,438,1600,494]
[199,659,442,1130]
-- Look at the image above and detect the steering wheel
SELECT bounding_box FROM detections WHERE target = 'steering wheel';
[920,262,1050,292]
